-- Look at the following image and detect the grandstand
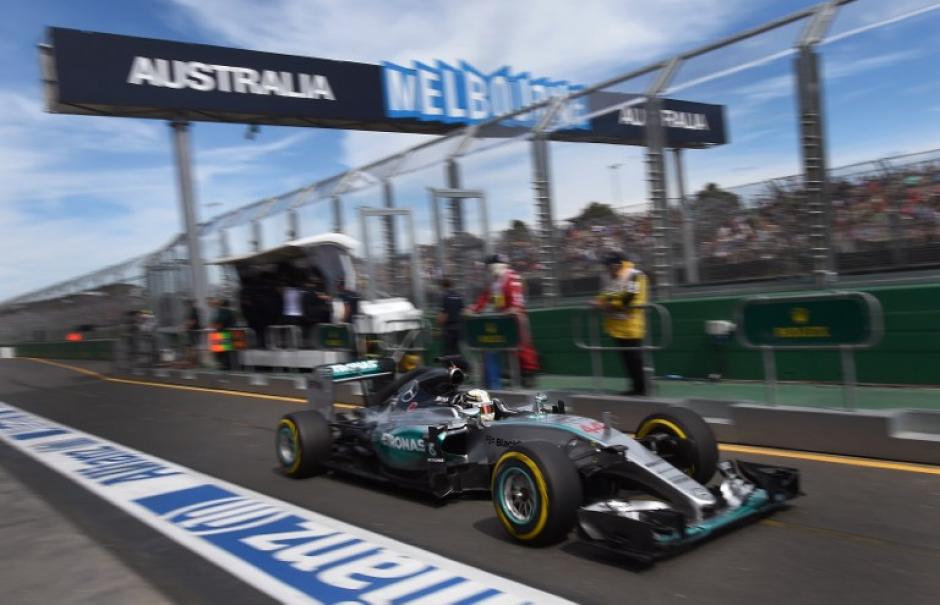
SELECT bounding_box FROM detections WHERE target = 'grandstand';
[482,148,940,295]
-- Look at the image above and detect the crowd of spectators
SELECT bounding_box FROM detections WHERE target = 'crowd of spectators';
[464,156,940,285]
[699,161,940,272]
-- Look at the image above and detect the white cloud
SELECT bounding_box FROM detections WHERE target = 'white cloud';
[167,0,745,81]
[0,87,320,300]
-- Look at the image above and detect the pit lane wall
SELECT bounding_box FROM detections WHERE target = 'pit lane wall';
[490,390,940,466]
[3,282,940,385]
[2,339,115,361]
[529,282,940,385]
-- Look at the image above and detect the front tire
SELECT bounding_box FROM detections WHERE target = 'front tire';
[277,411,332,478]
[636,407,718,484]
[491,441,582,546]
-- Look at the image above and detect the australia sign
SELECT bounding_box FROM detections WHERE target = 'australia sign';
[42,27,726,148]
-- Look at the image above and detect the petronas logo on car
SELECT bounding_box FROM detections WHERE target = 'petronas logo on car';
[380,432,425,452]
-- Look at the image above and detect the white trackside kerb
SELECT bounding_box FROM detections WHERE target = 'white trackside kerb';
[0,402,573,605]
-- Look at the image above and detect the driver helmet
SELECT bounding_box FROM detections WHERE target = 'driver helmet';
[461,388,495,422]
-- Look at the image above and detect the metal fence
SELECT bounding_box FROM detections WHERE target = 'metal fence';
[2,0,940,338]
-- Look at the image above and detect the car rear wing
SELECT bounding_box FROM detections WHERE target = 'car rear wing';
[308,358,396,419]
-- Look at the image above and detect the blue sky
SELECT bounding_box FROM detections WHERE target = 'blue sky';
[1,0,939,300]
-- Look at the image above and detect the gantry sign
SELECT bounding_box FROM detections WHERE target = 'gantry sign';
[41,27,726,148]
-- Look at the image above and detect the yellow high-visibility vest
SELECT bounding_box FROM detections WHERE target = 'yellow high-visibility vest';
[596,262,648,340]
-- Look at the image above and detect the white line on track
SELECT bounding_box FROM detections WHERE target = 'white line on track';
[0,401,574,605]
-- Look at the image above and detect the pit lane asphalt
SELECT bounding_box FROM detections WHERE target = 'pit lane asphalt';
[1,358,938,605]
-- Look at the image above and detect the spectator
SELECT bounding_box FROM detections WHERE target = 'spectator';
[594,251,648,396]
[470,254,539,388]
[210,298,236,370]
[437,277,464,357]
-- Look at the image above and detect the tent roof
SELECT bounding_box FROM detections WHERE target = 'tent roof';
[210,233,361,266]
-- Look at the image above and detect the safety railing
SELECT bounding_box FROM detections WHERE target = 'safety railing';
[572,304,673,393]
[266,324,302,350]
[264,324,303,373]
[378,318,431,365]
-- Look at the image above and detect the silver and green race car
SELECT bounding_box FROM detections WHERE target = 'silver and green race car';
[275,357,800,560]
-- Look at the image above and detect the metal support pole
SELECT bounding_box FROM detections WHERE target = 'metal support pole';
[250,220,263,252]
[761,347,778,406]
[446,159,466,232]
[795,48,834,286]
[446,159,465,288]
[430,190,446,281]
[404,212,425,311]
[479,192,492,257]
[287,209,300,240]
[589,313,603,391]
[840,345,857,411]
[382,180,397,292]
[644,58,682,300]
[169,121,209,326]
[219,229,231,258]
[796,2,839,287]
[331,195,343,234]
[531,135,559,301]
[358,210,376,301]
[672,148,699,284]
[642,308,656,396]
[878,161,905,267]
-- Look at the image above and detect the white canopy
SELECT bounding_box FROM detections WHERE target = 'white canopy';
[210,233,361,266]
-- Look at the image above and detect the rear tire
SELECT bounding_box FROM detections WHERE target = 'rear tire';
[491,441,582,546]
[277,411,332,478]
[636,407,718,484]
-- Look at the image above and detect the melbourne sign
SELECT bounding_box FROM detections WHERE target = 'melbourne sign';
[43,27,726,148]
[737,292,882,349]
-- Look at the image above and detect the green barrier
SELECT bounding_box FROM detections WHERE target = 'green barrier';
[316,323,354,351]
[464,314,520,350]
[738,293,881,348]
[6,339,116,361]
[735,292,883,409]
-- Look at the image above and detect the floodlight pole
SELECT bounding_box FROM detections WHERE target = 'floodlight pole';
[169,120,209,326]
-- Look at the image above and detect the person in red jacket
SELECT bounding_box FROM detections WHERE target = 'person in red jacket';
[470,254,539,387]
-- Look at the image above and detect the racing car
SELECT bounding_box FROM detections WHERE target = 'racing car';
[275,357,800,560]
